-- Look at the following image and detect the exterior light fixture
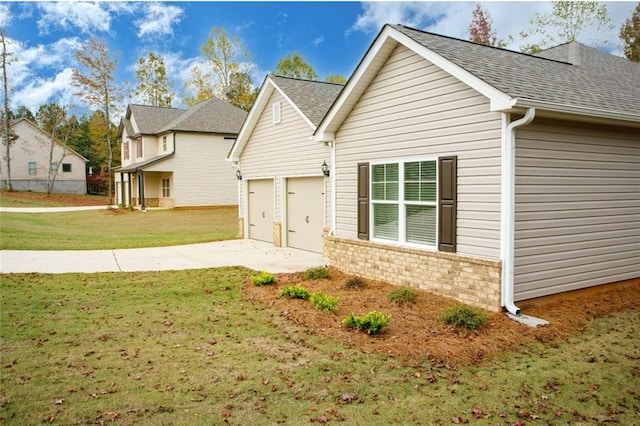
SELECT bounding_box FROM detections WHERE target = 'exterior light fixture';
[321,161,330,177]
[236,169,243,180]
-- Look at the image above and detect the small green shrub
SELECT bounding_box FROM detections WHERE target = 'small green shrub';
[304,266,329,280]
[344,277,367,289]
[309,292,339,312]
[441,305,487,330]
[343,311,391,335]
[280,284,311,299]
[250,271,275,286]
[388,287,417,305]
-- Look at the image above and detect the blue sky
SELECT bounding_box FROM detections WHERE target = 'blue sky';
[1,1,636,119]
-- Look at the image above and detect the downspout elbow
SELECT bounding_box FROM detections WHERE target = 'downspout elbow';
[503,108,536,316]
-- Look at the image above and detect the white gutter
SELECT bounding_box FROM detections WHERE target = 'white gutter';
[501,108,535,316]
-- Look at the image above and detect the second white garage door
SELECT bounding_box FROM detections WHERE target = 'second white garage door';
[248,179,274,243]
[286,177,325,253]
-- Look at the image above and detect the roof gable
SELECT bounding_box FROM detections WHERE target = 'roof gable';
[10,118,88,162]
[315,24,640,139]
[227,74,343,161]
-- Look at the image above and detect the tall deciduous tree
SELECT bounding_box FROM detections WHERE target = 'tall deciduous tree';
[519,1,613,53]
[274,52,318,80]
[324,74,346,84]
[184,26,255,109]
[619,3,640,62]
[469,3,498,46]
[134,52,174,107]
[36,103,78,194]
[1,27,16,190]
[71,37,121,205]
[227,71,257,111]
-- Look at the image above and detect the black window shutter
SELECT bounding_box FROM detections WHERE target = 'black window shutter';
[357,162,370,240]
[438,156,457,252]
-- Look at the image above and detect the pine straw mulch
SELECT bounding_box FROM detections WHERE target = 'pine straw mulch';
[244,269,639,367]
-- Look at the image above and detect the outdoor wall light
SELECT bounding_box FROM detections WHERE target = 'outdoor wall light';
[321,161,330,177]
[236,169,243,180]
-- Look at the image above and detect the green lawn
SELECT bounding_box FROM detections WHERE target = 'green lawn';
[1,269,638,425]
[0,208,238,250]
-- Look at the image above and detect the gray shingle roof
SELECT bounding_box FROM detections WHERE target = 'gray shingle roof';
[126,98,247,136]
[127,105,184,135]
[162,97,247,134]
[270,75,344,126]
[392,24,640,117]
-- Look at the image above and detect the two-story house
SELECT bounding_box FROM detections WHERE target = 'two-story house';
[115,98,247,209]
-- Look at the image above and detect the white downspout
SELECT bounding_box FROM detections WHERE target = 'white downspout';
[330,140,336,236]
[501,108,535,316]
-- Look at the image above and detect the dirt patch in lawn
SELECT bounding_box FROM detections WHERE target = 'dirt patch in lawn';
[1,190,109,206]
[244,269,639,366]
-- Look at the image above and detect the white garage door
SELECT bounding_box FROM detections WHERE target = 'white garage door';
[248,179,273,243]
[286,177,325,253]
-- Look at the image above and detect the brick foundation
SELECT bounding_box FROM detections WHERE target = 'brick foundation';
[324,236,502,312]
[273,222,282,247]
[238,217,245,239]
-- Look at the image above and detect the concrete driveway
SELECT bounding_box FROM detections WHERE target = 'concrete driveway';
[0,239,326,274]
[1,206,326,274]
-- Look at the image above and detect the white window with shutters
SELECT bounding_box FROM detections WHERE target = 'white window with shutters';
[370,158,437,248]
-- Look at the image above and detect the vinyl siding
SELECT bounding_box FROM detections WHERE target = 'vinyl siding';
[239,90,331,229]
[514,120,640,300]
[334,45,503,260]
[145,133,236,207]
[1,120,86,193]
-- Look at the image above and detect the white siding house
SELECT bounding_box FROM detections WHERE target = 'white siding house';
[115,98,247,209]
[1,118,87,194]
[227,75,343,253]
[313,24,639,314]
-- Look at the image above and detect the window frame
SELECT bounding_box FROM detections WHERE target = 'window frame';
[62,163,72,173]
[136,140,143,158]
[369,157,439,249]
[161,178,170,198]
[162,135,167,152]
[50,162,58,173]
[28,162,36,175]
[123,139,130,160]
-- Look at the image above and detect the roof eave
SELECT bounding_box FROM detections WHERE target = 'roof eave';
[507,98,640,127]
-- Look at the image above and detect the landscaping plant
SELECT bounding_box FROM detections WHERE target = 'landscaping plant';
[303,266,329,280]
[441,305,487,330]
[388,287,417,305]
[343,311,391,335]
[309,292,339,312]
[250,271,275,286]
[279,284,311,299]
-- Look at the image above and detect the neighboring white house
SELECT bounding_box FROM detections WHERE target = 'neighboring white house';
[115,98,247,209]
[227,75,344,253]
[312,24,639,313]
[0,118,87,194]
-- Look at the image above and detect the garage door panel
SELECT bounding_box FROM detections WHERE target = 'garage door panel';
[287,177,324,253]
[248,179,273,243]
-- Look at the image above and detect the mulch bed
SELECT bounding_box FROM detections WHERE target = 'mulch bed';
[244,269,639,366]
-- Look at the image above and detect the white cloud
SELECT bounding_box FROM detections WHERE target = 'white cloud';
[349,1,636,53]
[12,68,77,113]
[135,3,184,39]
[312,35,325,46]
[0,4,10,28]
[36,2,112,35]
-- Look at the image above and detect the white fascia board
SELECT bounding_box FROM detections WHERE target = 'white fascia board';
[390,30,512,111]
[509,98,640,125]
[315,25,399,139]
[227,76,274,161]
